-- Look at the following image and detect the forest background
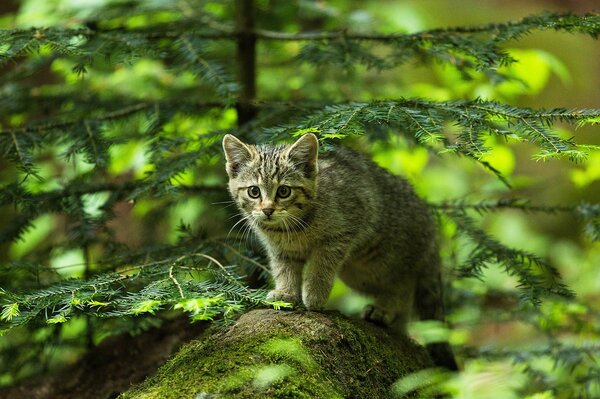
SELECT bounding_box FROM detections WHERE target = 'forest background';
[0,0,599,398]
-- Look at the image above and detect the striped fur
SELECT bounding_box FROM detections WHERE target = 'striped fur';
[223,133,458,370]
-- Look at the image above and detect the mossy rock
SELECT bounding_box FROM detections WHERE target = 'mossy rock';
[121,309,433,399]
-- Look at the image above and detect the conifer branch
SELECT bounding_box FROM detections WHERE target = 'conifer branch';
[293,12,600,72]
[0,180,224,244]
[0,251,274,334]
[440,207,576,304]
[0,100,228,137]
[433,199,599,241]
[433,198,575,214]
[6,12,596,43]
[463,342,600,396]
[0,12,596,80]
[0,102,152,136]
[255,12,600,41]
[260,99,600,164]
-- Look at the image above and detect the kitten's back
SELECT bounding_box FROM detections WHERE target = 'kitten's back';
[315,146,436,258]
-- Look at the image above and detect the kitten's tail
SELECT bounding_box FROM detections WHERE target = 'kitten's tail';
[425,342,458,371]
[415,269,459,371]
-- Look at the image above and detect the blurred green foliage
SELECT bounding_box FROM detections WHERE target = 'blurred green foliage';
[0,0,598,397]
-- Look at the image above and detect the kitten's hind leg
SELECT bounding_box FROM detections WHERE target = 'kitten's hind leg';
[361,287,414,333]
[361,303,396,327]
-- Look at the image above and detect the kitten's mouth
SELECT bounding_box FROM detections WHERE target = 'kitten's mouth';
[258,218,280,225]
[254,216,286,230]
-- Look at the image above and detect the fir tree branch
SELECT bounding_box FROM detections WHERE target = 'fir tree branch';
[432,198,575,214]
[462,342,600,396]
[0,100,228,137]
[0,180,225,244]
[255,12,600,41]
[7,11,593,43]
[0,250,273,334]
[433,199,599,241]
[1,12,596,79]
[463,342,600,362]
[0,181,224,208]
[259,98,600,163]
[293,12,600,73]
[0,102,152,136]
[440,207,575,305]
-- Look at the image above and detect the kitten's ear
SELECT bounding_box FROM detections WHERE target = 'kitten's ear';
[223,134,254,177]
[286,133,319,178]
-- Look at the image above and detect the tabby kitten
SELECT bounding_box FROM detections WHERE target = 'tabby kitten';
[222,133,457,370]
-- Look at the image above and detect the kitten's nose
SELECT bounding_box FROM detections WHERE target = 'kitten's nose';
[262,208,275,217]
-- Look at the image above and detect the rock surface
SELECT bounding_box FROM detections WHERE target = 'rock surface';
[121,309,433,399]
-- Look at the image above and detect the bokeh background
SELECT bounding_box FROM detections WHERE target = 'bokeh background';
[0,1,598,398]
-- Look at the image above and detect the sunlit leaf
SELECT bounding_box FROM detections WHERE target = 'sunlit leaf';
[131,299,162,315]
[0,303,20,321]
[47,313,68,324]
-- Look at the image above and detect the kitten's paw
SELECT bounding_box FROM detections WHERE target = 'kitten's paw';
[361,304,395,327]
[266,289,300,305]
[302,293,326,311]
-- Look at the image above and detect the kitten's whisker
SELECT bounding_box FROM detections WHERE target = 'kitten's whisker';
[212,200,236,205]
[283,218,294,246]
[238,215,258,247]
[251,219,259,247]
[281,218,289,245]
[243,218,257,247]
[246,221,255,246]
[227,212,245,221]
[288,213,308,229]
[285,215,299,232]
[287,213,308,233]
[213,202,238,211]
[227,216,249,240]
[286,214,309,243]
[237,218,251,245]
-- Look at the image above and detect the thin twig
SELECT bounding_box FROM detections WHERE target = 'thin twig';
[217,241,269,273]
[169,264,185,298]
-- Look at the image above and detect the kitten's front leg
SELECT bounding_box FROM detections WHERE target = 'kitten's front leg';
[266,252,304,305]
[302,249,344,310]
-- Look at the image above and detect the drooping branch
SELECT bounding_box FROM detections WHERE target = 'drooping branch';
[1,12,597,80]
[432,199,599,241]
[0,249,282,334]
[7,12,597,43]
[440,207,576,305]
[256,12,600,41]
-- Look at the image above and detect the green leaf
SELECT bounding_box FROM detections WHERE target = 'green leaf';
[47,313,68,324]
[267,300,293,310]
[577,115,600,127]
[173,296,224,321]
[130,299,162,315]
[86,300,110,307]
[292,128,320,137]
[0,303,20,321]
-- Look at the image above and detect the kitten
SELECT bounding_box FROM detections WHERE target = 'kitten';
[223,133,457,370]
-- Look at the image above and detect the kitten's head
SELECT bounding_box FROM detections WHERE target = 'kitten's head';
[222,134,318,230]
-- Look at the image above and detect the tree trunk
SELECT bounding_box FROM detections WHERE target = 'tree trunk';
[235,0,257,125]
[121,309,433,399]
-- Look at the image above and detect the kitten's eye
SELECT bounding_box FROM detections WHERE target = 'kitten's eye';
[277,185,291,198]
[247,186,261,198]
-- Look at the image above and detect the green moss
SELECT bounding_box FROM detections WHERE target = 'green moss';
[121,310,432,399]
